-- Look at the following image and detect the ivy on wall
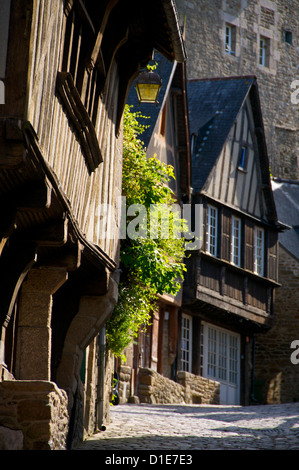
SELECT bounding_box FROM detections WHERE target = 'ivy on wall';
[106,105,187,359]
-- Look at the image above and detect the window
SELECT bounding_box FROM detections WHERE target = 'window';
[218,331,227,381]
[181,314,192,372]
[284,30,292,45]
[238,146,247,170]
[225,24,236,56]
[203,324,240,386]
[229,335,238,385]
[254,226,264,276]
[231,216,241,267]
[207,327,217,378]
[206,205,218,256]
[201,322,240,405]
[57,2,104,171]
[259,36,270,67]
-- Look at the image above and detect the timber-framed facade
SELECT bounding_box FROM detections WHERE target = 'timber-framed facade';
[0,0,185,450]
[182,76,286,405]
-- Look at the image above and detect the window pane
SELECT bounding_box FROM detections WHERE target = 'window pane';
[239,146,246,169]
[231,217,241,266]
[259,36,270,67]
[254,227,264,275]
[207,327,217,377]
[207,206,218,256]
[181,315,192,372]
[225,23,236,55]
[229,336,238,384]
[218,331,227,380]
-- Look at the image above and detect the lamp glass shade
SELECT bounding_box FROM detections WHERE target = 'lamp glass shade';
[135,70,162,104]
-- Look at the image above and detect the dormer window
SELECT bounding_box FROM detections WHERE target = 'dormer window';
[238,146,247,170]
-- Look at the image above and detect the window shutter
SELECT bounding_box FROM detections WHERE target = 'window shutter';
[221,207,231,261]
[245,220,254,272]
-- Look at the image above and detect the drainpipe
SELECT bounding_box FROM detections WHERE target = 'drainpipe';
[96,327,106,431]
[250,334,258,403]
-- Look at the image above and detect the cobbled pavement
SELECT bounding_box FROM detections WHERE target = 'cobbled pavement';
[76,402,299,451]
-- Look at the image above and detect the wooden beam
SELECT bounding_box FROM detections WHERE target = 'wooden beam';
[38,241,83,272]
[0,118,25,168]
[90,0,120,68]
[31,217,69,247]
[56,71,103,172]
[16,179,52,211]
[0,238,37,329]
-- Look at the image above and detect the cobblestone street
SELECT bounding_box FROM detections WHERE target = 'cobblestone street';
[77,402,299,451]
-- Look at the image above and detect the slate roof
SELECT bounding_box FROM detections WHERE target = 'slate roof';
[127,52,176,148]
[271,179,299,260]
[187,76,257,192]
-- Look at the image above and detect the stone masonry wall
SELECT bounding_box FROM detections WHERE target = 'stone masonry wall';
[118,364,132,404]
[175,0,299,179]
[0,380,69,450]
[177,371,220,404]
[137,368,220,405]
[254,245,299,403]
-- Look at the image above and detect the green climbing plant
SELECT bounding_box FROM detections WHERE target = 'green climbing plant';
[106,105,187,359]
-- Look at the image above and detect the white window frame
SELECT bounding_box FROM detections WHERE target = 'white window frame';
[181,314,192,373]
[201,321,240,405]
[225,23,236,56]
[254,226,264,276]
[259,36,270,67]
[203,325,240,384]
[206,205,218,257]
[231,216,241,267]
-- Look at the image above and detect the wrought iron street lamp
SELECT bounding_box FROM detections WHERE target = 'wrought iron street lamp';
[135,69,162,105]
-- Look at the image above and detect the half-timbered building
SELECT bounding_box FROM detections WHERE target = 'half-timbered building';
[0,0,185,449]
[181,76,285,405]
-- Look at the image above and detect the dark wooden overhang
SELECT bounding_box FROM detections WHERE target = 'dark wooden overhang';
[182,296,273,336]
[183,251,279,335]
[112,0,186,131]
[0,120,114,330]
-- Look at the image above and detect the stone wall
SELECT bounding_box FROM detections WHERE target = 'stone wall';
[254,245,299,403]
[0,380,69,450]
[138,368,185,404]
[177,371,220,404]
[118,364,132,404]
[71,340,114,448]
[137,368,220,405]
[175,0,299,179]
